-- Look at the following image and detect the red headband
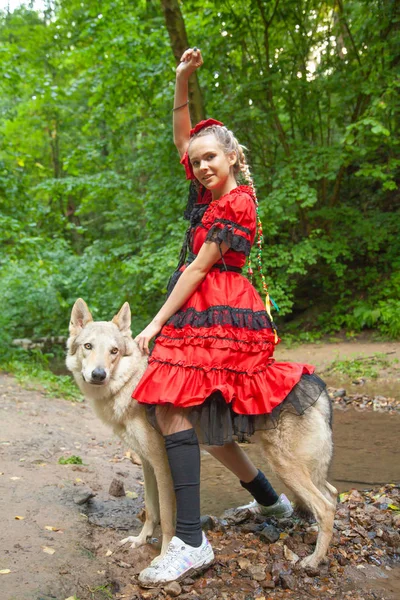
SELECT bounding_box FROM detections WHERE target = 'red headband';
[180,119,224,180]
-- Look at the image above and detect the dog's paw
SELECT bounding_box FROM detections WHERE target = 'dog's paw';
[150,553,162,566]
[118,535,145,549]
[299,554,320,570]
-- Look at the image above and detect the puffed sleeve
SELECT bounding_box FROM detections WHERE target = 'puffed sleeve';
[204,189,256,256]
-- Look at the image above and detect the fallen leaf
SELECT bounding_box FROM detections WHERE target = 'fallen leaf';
[125,490,138,499]
[45,526,60,532]
[0,569,11,574]
[10,477,21,481]
[75,478,83,483]
[128,451,142,465]
[42,546,56,555]
[14,516,25,520]
[237,557,251,569]
[116,560,131,568]
[105,549,113,556]
[284,545,300,563]
[388,504,400,510]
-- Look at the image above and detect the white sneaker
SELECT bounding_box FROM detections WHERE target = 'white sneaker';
[138,533,214,587]
[236,493,293,518]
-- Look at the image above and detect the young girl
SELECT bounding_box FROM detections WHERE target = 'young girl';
[132,48,325,586]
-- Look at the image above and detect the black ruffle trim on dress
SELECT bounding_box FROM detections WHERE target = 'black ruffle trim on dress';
[167,305,274,330]
[145,373,328,446]
[205,223,251,256]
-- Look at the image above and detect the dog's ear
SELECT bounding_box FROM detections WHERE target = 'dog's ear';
[69,298,93,337]
[112,302,131,332]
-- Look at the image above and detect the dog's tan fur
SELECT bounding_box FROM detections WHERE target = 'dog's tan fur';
[66,298,337,568]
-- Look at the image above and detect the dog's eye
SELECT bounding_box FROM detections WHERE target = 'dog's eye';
[111,347,119,355]
[84,343,92,350]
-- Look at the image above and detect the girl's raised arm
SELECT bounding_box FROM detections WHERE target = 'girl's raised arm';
[173,48,203,157]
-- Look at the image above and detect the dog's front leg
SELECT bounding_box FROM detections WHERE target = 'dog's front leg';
[151,456,176,557]
[119,458,160,549]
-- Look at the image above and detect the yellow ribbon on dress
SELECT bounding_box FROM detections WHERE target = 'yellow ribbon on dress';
[265,293,279,344]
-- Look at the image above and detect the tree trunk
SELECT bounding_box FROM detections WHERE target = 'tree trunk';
[160,0,205,123]
[255,0,290,158]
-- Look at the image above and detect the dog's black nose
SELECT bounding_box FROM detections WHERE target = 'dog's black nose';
[91,368,107,382]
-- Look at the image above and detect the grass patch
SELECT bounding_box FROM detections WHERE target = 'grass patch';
[325,352,398,379]
[89,584,114,599]
[58,455,83,465]
[280,330,324,349]
[0,348,82,402]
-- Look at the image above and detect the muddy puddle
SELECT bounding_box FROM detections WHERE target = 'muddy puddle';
[200,408,400,515]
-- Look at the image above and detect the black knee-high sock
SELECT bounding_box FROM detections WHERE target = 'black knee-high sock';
[164,429,202,548]
[240,469,279,506]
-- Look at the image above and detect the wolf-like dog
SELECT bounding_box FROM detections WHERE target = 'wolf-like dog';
[66,298,337,568]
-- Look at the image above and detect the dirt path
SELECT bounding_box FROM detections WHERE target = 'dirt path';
[1,341,399,600]
[0,374,152,600]
[275,340,400,370]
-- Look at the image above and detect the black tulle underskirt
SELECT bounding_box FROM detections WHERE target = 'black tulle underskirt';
[145,373,327,446]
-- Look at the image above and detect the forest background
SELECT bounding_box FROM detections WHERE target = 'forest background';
[0,0,399,386]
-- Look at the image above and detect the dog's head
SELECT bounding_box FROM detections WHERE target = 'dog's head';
[66,298,136,386]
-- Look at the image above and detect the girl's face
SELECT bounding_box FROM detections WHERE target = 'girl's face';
[188,134,237,198]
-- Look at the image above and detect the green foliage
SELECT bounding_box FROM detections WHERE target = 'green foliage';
[279,331,324,349]
[315,271,400,339]
[0,0,398,368]
[58,455,83,465]
[0,348,83,401]
[325,353,398,380]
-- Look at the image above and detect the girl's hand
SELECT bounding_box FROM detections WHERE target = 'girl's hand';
[176,47,203,78]
[134,320,162,355]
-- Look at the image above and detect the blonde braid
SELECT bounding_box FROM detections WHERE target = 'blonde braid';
[235,139,279,341]
[237,144,255,192]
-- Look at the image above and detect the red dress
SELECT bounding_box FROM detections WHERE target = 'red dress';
[132,184,325,443]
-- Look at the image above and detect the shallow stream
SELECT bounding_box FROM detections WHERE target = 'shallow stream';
[200,407,400,514]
